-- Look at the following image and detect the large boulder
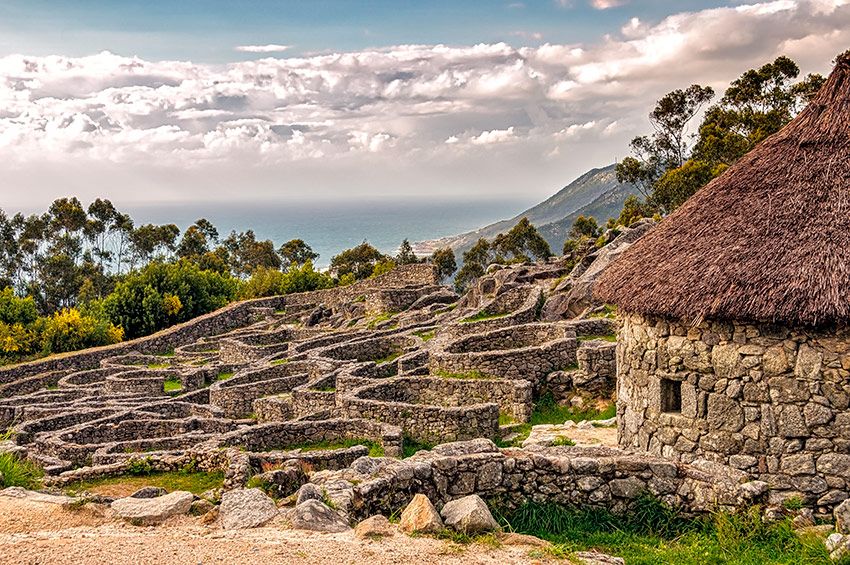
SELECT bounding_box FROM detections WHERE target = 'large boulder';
[219,488,279,530]
[111,490,194,525]
[399,493,444,534]
[130,486,167,499]
[289,499,351,533]
[544,219,655,319]
[295,483,324,506]
[440,495,501,534]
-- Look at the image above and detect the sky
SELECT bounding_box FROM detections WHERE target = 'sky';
[1,0,849,209]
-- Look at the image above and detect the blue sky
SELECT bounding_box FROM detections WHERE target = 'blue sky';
[1,0,729,61]
[0,0,848,208]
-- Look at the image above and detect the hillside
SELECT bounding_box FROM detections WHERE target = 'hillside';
[414,164,636,256]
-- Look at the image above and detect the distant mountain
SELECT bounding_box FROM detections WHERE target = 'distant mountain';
[414,164,637,257]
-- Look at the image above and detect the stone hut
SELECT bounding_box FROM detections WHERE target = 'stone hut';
[594,52,850,509]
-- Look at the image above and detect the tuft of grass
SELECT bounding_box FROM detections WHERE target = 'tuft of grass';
[551,436,576,447]
[782,496,804,511]
[496,497,835,565]
[65,470,224,496]
[402,435,434,458]
[413,330,436,342]
[163,377,183,392]
[586,304,618,319]
[0,452,43,489]
[367,312,396,329]
[157,350,176,357]
[216,372,234,381]
[270,359,288,366]
[148,363,171,369]
[498,412,516,426]
[578,334,617,343]
[460,311,510,324]
[374,350,403,365]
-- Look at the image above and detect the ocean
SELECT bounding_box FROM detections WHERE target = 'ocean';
[122,197,532,267]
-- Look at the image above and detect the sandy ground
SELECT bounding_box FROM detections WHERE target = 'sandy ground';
[0,497,553,565]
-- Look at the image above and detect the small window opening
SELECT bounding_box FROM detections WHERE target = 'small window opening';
[661,379,682,413]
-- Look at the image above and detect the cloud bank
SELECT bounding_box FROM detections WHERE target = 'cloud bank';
[0,0,848,205]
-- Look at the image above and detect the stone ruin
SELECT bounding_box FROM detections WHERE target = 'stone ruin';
[0,260,786,526]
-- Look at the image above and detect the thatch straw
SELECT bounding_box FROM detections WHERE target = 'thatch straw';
[595,51,850,328]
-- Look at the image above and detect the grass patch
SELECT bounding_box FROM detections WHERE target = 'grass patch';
[157,350,176,357]
[374,350,403,365]
[0,452,43,489]
[460,311,510,324]
[367,312,396,329]
[402,435,434,458]
[65,470,224,497]
[163,377,183,393]
[216,372,234,381]
[498,497,836,565]
[530,393,616,426]
[587,304,618,319]
[551,436,576,447]
[312,384,336,392]
[414,330,436,341]
[578,334,617,343]
[498,412,516,426]
[271,438,385,457]
[148,363,171,369]
[270,359,288,366]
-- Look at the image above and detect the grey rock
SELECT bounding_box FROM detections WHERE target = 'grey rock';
[440,495,501,534]
[219,488,278,530]
[289,499,351,533]
[111,490,193,525]
[575,551,626,565]
[130,486,167,499]
[296,483,324,506]
[835,499,850,534]
[0,487,77,508]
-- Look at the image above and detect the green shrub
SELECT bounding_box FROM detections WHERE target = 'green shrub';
[104,260,238,339]
[239,261,335,300]
[38,308,124,354]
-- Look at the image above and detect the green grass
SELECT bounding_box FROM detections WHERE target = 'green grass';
[551,436,576,447]
[374,350,403,365]
[498,412,516,426]
[495,393,616,447]
[497,497,837,565]
[148,363,171,369]
[157,350,176,357]
[460,311,510,324]
[271,438,384,457]
[270,359,288,366]
[578,334,618,343]
[46,384,59,391]
[367,312,396,329]
[64,470,224,496]
[163,377,183,392]
[587,304,618,319]
[0,452,43,489]
[413,330,436,341]
[312,384,336,392]
[402,436,434,458]
[216,372,234,381]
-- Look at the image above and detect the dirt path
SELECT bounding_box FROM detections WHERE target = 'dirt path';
[0,498,552,565]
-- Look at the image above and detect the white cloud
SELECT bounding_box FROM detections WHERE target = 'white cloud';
[590,0,628,8]
[234,44,292,53]
[0,0,848,205]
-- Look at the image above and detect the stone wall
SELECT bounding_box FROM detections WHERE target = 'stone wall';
[339,377,501,444]
[315,439,766,521]
[430,322,577,387]
[618,313,850,513]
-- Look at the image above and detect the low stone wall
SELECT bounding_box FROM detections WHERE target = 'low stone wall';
[617,312,850,514]
[431,322,577,386]
[323,440,767,521]
[573,339,617,394]
[215,417,404,458]
[439,286,542,341]
[340,377,500,444]
[218,330,294,364]
[364,286,443,316]
[209,364,311,418]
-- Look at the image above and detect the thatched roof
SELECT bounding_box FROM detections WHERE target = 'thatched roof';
[595,52,850,328]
